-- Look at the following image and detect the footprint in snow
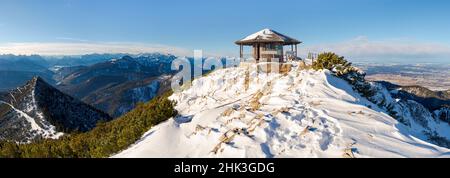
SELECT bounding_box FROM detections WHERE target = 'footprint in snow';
[319,131,333,151]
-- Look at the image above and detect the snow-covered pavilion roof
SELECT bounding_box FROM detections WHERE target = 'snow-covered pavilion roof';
[235,28,302,45]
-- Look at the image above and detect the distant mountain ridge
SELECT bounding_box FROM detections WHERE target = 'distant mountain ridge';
[0,55,55,91]
[377,81,450,112]
[57,54,178,117]
[81,75,172,117]
[0,54,126,92]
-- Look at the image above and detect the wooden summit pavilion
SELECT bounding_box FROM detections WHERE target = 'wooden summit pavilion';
[235,28,302,62]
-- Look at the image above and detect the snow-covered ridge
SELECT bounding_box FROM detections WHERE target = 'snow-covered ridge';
[1,76,112,142]
[0,100,62,140]
[115,62,450,158]
[0,77,64,141]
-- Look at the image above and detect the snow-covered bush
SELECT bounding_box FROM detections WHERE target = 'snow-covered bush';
[312,52,351,72]
[341,69,375,98]
[312,52,375,98]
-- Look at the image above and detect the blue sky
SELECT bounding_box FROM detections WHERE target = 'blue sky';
[1,0,450,62]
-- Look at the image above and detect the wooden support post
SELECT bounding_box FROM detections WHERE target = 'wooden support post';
[257,43,261,61]
[239,45,243,59]
[295,44,298,57]
[253,45,257,60]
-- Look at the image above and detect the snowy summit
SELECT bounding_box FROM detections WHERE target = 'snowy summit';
[115,61,450,158]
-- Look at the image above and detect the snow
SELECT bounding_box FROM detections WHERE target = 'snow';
[28,88,63,139]
[370,83,450,143]
[110,58,118,63]
[0,88,64,141]
[131,81,159,102]
[240,28,288,41]
[0,100,44,132]
[114,62,450,158]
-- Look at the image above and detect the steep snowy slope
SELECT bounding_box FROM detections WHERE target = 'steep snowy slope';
[115,62,450,158]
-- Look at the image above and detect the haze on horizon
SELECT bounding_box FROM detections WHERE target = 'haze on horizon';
[0,0,450,63]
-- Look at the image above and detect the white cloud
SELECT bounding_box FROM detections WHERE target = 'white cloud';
[0,42,210,57]
[301,36,450,62]
[55,37,91,43]
[2,38,449,62]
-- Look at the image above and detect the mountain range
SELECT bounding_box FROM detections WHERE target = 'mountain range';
[1,53,178,117]
[57,54,177,117]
